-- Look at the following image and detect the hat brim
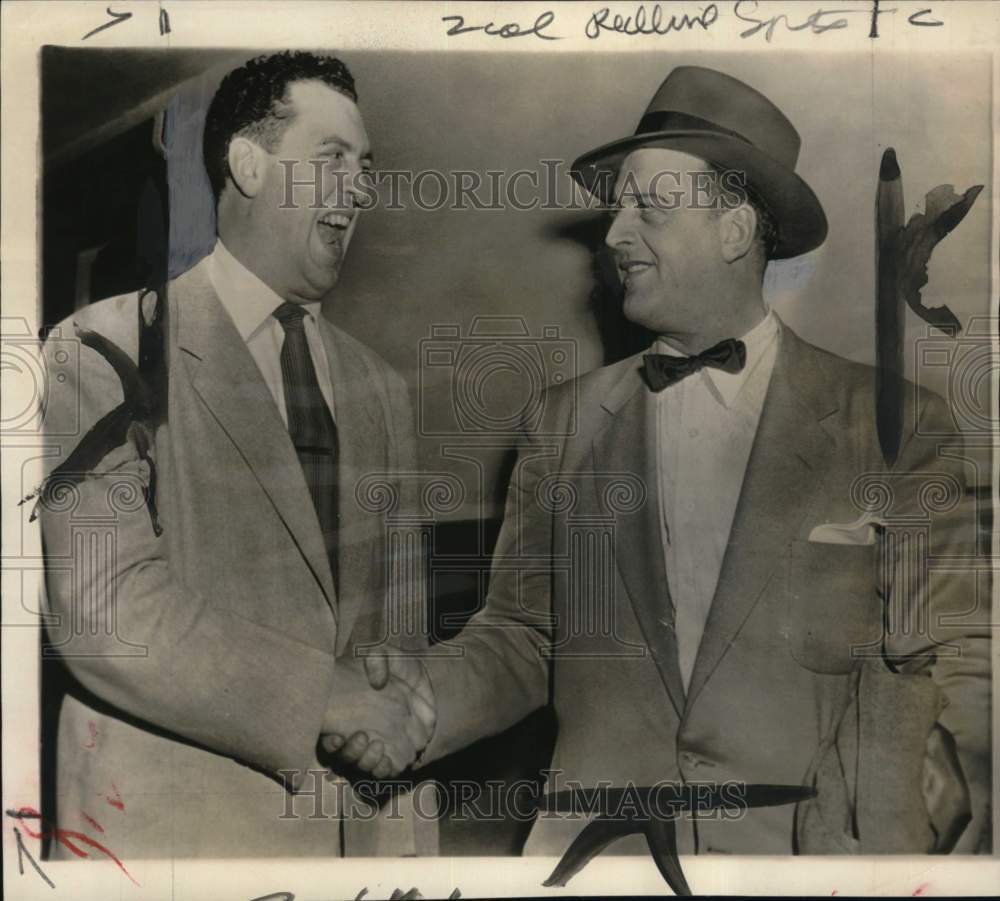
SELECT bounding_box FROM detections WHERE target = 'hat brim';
[570,131,827,260]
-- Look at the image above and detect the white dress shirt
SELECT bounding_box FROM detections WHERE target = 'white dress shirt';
[205,239,336,424]
[655,311,780,690]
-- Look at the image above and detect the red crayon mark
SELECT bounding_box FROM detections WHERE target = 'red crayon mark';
[912,884,930,897]
[105,782,125,812]
[83,722,98,749]
[13,806,139,886]
[81,811,104,833]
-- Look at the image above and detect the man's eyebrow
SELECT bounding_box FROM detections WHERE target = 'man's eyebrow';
[317,136,374,164]
[613,192,660,206]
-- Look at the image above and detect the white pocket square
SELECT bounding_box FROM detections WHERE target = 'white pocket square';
[808,513,885,546]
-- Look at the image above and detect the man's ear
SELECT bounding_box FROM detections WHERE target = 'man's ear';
[719,204,757,264]
[226,136,266,199]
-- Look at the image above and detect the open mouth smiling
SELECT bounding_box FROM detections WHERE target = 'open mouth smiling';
[316,211,353,244]
[619,258,654,286]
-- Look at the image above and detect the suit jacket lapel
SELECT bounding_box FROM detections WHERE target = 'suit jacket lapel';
[318,318,385,655]
[685,323,837,710]
[173,262,338,616]
[592,357,686,718]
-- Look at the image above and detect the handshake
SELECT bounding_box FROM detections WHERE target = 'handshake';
[320,650,437,779]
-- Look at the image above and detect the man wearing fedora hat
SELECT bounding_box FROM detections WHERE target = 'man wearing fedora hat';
[352,66,990,855]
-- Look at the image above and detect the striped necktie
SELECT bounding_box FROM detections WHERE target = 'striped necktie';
[273,302,339,594]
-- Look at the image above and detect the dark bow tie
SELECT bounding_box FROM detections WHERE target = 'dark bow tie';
[642,338,747,392]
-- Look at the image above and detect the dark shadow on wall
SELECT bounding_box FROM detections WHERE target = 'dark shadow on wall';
[421,216,654,853]
[547,214,654,365]
[42,117,169,332]
[426,517,558,855]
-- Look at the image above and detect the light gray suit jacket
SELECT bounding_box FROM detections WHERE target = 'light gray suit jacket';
[40,258,431,859]
[421,318,990,855]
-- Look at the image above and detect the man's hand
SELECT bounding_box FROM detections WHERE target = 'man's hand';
[320,649,436,779]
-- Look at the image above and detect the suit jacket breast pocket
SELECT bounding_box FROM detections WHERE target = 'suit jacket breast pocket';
[785,539,882,674]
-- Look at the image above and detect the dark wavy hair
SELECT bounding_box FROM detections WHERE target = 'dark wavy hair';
[203,51,357,204]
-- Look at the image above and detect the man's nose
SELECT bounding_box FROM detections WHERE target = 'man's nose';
[326,164,365,209]
[605,208,635,252]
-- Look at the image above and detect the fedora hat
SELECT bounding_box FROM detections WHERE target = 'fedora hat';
[570,66,827,259]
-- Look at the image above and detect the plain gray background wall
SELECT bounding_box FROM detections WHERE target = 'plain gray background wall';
[168,50,993,520]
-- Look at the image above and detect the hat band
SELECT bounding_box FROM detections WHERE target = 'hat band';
[635,110,752,146]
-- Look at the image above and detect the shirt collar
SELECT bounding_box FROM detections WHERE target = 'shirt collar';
[654,309,779,408]
[206,239,321,342]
